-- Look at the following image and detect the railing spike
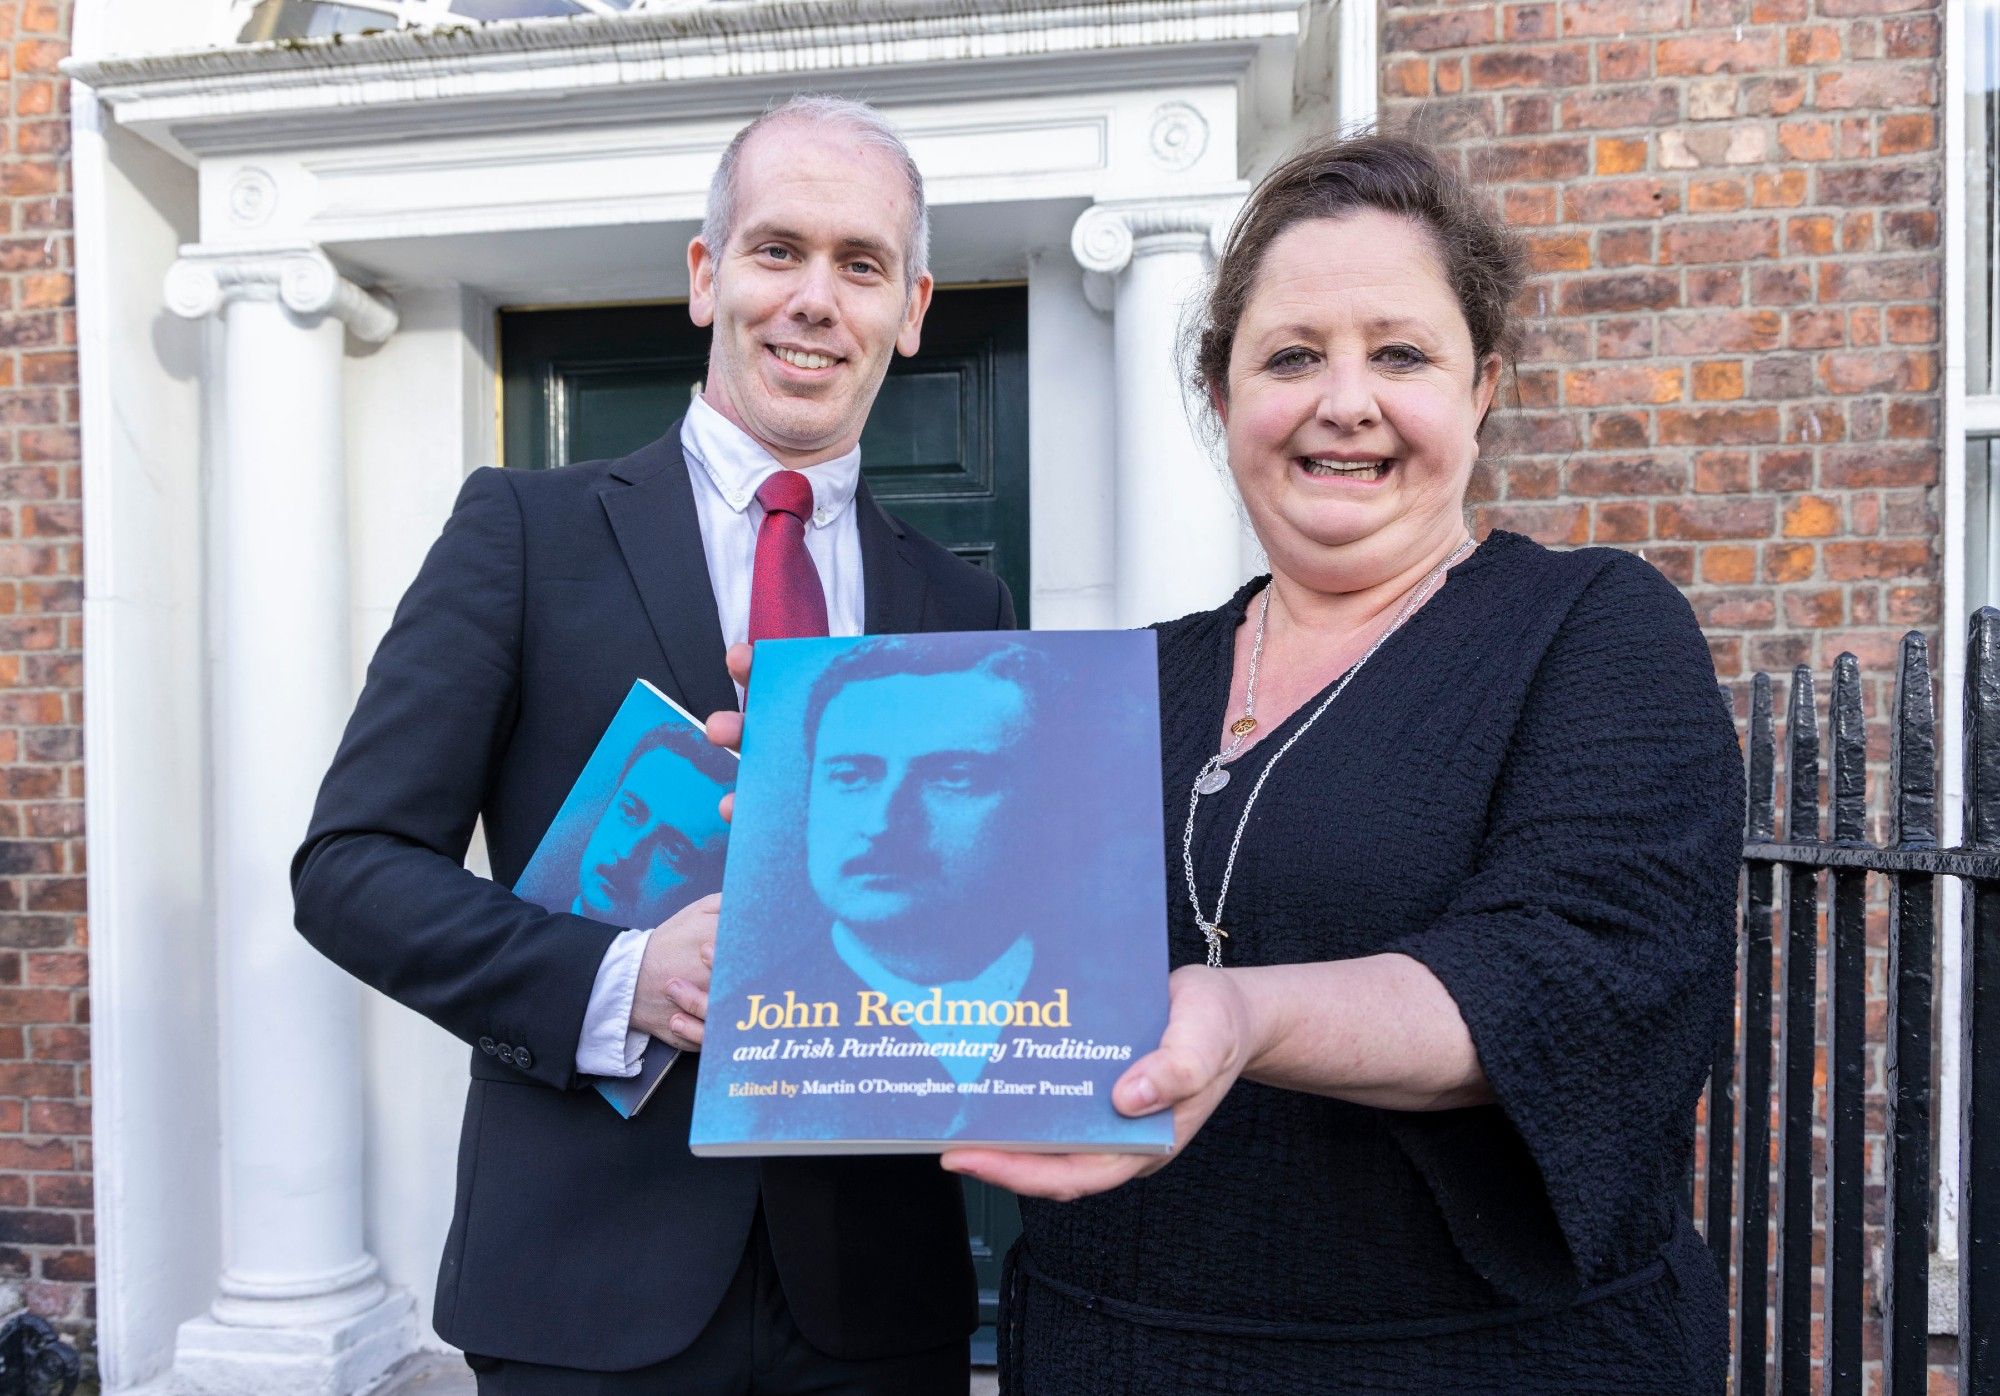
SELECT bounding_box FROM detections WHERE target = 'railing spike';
[1969,610,2000,848]
[1748,672,1776,842]
[1831,652,1866,844]
[1892,631,1938,851]
[1786,665,1820,844]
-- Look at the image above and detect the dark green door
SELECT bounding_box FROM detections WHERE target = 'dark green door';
[501,289,1028,1360]
[501,288,1029,624]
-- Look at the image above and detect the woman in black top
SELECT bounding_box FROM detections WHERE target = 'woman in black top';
[940,134,1745,1393]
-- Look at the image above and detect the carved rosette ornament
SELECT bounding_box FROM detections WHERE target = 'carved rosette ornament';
[164,245,398,344]
[226,167,278,229]
[1148,102,1209,172]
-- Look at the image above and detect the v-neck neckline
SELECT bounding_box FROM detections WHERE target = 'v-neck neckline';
[1203,533,1504,775]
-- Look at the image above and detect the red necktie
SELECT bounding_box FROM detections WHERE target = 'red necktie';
[747,470,830,642]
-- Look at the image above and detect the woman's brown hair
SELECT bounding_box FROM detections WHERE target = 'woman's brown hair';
[1193,132,1526,418]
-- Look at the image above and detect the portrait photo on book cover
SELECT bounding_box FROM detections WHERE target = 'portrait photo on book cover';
[514,695,736,933]
[697,630,1170,1152]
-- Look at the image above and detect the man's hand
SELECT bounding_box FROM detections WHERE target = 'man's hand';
[629,892,721,1050]
[940,965,1256,1200]
[705,642,755,823]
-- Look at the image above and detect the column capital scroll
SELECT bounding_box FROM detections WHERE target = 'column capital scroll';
[165,244,398,344]
[1068,194,1245,280]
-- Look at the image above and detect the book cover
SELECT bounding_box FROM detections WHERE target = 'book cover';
[691,631,1172,1156]
[513,678,736,1118]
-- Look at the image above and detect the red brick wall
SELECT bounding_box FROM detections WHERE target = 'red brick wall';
[0,0,90,1364]
[1384,0,1942,691]
[1381,0,1946,1389]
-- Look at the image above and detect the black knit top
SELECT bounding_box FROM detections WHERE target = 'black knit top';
[1006,532,1746,1395]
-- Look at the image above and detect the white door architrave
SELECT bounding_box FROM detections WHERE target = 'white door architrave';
[68,1,1342,1388]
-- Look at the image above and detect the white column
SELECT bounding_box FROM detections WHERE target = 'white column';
[163,245,417,1396]
[1336,0,1382,130]
[1071,197,1246,627]
[1026,250,1117,630]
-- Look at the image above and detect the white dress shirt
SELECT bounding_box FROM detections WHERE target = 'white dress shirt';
[575,394,867,1078]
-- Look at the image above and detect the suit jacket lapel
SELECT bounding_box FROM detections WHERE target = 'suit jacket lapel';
[857,478,930,635]
[599,425,739,718]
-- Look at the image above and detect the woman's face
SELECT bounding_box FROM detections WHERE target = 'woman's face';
[1219,209,1500,590]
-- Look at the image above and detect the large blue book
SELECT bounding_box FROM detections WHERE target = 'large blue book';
[513,678,736,1118]
[691,631,1172,1156]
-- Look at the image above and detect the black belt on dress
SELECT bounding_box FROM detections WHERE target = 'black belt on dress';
[997,1235,1682,1380]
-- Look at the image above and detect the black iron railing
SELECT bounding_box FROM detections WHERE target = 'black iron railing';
[1708,612,2000,1395]
[0,1313,77,1396]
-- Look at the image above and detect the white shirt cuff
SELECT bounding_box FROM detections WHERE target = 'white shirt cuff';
[576,927,652,1078]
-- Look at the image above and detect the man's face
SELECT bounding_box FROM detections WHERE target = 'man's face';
[688,121,935,469]
[807,670,1031,980]
[575,746,731,929]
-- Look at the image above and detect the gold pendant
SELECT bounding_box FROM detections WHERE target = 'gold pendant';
[1231,716,1258,737]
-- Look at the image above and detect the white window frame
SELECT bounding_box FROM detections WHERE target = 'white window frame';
[1942,0,1988,1334]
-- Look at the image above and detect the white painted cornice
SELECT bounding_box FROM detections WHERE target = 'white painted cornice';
[65,0,1308,159]
[165,244,398,342]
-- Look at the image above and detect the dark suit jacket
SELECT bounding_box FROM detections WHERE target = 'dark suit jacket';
[291,425,1010,1371]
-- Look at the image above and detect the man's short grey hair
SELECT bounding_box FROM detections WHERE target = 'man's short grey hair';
[701,95,931,290]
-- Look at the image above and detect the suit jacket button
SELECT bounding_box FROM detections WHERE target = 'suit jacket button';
[479,1037,497,1055]
[496,1043,513,1063]
[514,1046,533,1070]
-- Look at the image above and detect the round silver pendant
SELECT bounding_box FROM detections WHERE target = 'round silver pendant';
[1196,766,1231,796]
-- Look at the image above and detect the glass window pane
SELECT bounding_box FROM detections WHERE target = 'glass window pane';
[1972,437,1995,612]
[447,0,588,19]
[234,0,639,42]
[1972,3,2000,394]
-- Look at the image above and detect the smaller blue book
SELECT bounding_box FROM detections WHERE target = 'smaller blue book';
[691,631,1172,1156]
[513,678,736,1118]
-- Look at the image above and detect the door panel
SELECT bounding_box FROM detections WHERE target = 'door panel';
[501,290,1029,1359]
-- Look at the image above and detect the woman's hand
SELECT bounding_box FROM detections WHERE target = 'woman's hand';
[704,642,754,822]
[940,964,1261,1201]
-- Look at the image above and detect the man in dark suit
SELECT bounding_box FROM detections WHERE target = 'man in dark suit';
[292,94,1008,1394]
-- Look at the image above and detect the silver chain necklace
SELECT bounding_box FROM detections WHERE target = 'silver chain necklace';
[1183,537,1475,968]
